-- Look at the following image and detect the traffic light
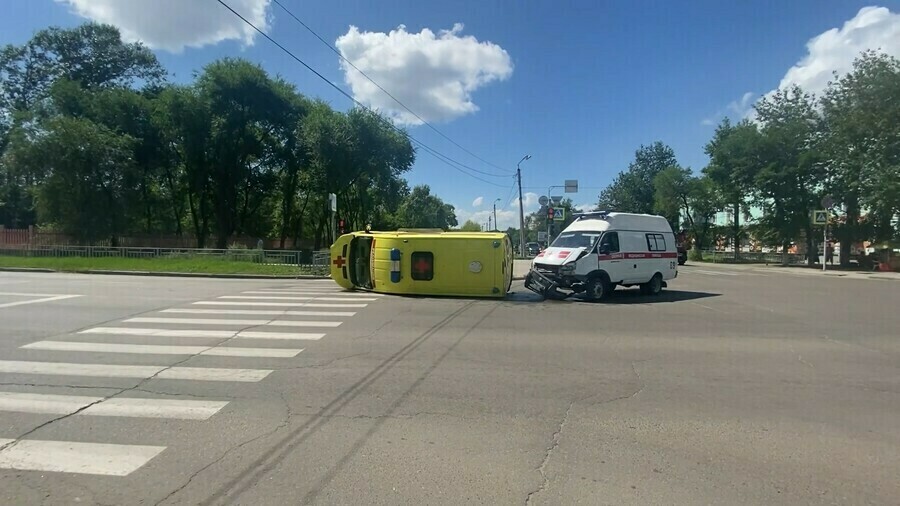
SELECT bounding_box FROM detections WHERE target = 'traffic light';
[338,218,346,234]
[547,207,555,221]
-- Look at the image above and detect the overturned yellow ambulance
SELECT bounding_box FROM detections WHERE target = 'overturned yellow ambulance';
[330,230,513,298]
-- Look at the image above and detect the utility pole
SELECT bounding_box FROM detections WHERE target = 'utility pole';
[493,198,501,232]
[517,155,531,256]
[488,215,492,231]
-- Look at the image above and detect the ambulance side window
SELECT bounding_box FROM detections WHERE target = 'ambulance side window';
[411,252,434,281]
[598,232,619,254]
[646,233,666,252]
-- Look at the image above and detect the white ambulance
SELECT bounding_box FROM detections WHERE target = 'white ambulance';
[524,211,678,300]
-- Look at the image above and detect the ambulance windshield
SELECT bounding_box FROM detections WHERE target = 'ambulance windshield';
[551,231,601,250]
[349,236,374,289]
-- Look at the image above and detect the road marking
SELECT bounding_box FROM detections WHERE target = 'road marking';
[686,269,740,276]
[203,347,303,357]
[80,327,325,341]
[123,317,342,328]
[22,341,303,358]
[241,291,383,297]
[0,293,82,309]
[194,301,368,308]
[155,367,272,382]
[220,295,379,302]
[162,308,357,317]
[0,438,166,476]
[0,392,228,420]
[0,360,271,382]
[81,327,235,338]
[232,331,325,341]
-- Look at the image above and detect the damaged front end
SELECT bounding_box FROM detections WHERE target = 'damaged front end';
[524,248,587,300]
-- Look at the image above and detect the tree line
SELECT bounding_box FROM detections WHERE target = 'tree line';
[0,23,459,249]
[598,50,900,266]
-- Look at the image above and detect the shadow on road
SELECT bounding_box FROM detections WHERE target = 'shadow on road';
[502,288,720,304]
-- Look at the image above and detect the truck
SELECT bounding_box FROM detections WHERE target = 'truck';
[330,229,514,298]
[524,211,678,300]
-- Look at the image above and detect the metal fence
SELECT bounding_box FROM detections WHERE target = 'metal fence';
[698,250,806,265]
[0,245,333,274]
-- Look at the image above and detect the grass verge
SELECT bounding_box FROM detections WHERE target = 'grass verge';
[0,255,325,276]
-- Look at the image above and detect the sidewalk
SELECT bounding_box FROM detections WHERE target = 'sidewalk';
[689,260,900,281]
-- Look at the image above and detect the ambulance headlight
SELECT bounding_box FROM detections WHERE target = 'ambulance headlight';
[559,262,576,273]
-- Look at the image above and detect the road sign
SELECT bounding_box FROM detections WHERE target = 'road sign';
[821,195,834,209]
[538,195,549,206]
[537,231,548,242]
[329,193,337,212]
[551,195,563,205]
[552,207,565,221]
[812,210,828,225]
[564,180,579,193]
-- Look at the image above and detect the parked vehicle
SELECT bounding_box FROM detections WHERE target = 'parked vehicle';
[331,229,513,298]
[524,211,678,300]
[525,242,541,257]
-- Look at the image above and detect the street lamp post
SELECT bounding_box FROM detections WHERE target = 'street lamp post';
[493,198,501,232]
[517,155,531,256]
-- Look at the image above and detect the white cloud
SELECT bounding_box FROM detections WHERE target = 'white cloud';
[701,90,755,126]
[472,196,484,207]
[57,0,272,52]
[728,92,756,117]
[335,23,513,125]
[455,208,519,230]
[703,6,900,126]
[511,192,540,211]
[775,6,900,97]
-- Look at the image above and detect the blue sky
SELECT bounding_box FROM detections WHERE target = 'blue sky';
[3,0,899,228]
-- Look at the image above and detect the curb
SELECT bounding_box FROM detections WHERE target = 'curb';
[0,267,56,273]
[0,267,330,280]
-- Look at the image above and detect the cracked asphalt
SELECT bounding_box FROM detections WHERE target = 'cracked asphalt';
[1,268,899,505]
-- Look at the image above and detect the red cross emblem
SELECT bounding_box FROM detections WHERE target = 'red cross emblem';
[413,258,430,274]
[332,256,346,268]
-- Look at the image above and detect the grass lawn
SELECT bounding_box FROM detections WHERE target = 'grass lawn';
[0,255,326,276]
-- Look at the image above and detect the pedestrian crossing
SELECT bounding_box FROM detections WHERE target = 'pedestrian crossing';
[0,280,380,476]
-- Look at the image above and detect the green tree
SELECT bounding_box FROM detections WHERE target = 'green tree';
[753,85,823,265]
[195,58,296,248]
[822,50,900,262]
[7,115,136,243]
[394,185,458,229]
[459,220,482,232]
[703,119,760,258]
[0,23,164,229]
[654,168,721,255]
[598,141,678,214]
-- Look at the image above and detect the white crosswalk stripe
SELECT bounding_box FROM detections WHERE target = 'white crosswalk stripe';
[22,341,303,358]
[195,301,368,308]
[124,317,342,327]
[241,291,383,297]
[0,392,228,420]
[0,280,376,476]
[0,438,166,476]
[80,327,325,340]
[0,360,271,382]
[161,308,356,317]
[220,295,380,302]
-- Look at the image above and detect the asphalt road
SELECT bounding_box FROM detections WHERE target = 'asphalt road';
[0,267,897,505]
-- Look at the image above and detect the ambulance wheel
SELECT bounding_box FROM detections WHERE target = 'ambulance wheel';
[640,273,663,296]
[584,274,611,302]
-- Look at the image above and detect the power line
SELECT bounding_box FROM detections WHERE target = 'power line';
[213,0,511,188]
[270,0,513,178]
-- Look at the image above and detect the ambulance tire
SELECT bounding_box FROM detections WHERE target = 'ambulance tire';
[640,273,663,296]
[584,273,611,302]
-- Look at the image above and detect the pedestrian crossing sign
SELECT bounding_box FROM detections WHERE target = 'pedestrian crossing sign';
[812,210,828,225]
